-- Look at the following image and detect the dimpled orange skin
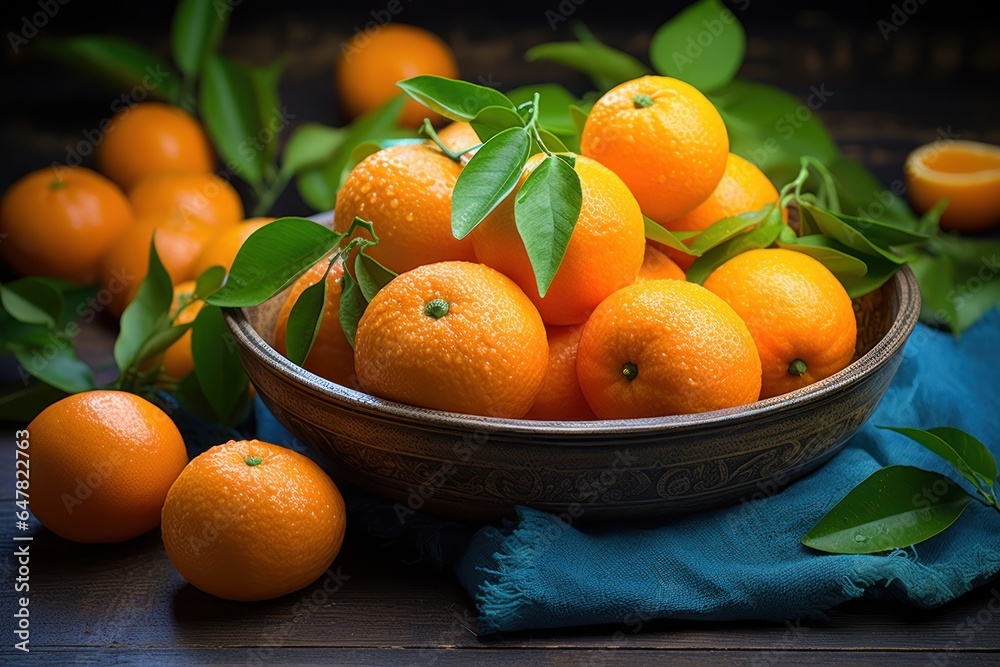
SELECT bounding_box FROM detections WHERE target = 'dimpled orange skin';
[336,24,459,128]
[666,153,780,232]
[471,154,645,326]
[27,391,188,543]
[577,280,761,419]
[334,144,475,274]
[0,167,133,284]
[96,102,214,191]
[100,214,217,318]
[274,259,358,389]
[704,248,857,400]
[129,172,243,229]
[161,440,346,602]
[193,217,273,276]
[354,261,549,418]
[905,140,1000,232]
[524,325,597,421]
[161,281,204,380]
[635,243,686,282]
[581,75,729,223]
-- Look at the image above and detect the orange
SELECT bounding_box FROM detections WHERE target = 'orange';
[129,172,243,229]
[581,75,729,223]
[161,281,204,380]
[193,217,273,276]
[635,243,686,282]
[334,143,475,274]
[273,258,358,389]
[654,152,780,271]
[435,121,481,161]
[95,102,214,191]
[905,139,1000,232]
[0,166,132,284]
[524,325,596,421]
[577,280,761,419]
[703,248,857,399]
[471,154,645,326]
[100,214,216,318]
[161,439,346,602]
[336,24,459,127]
[27,390,188,543]
[354,261,548,418]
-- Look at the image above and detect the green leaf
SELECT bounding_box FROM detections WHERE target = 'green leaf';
[134,323,194,371]
[284,270,328,366]
[171,0,229,80]
[397,75,514,122]
[1,279,63,327]
[249,59,285,164]
[338,271,367,348]
[525,41,649,91]
[836,212,929,248]
[802,466,972,554]
[686,223,783,285]
[191,305,249,426]
[569,104,590,138]
[879,426,998,490]
[827,154,918,228]
[711,80,837,187]
[315,95,408,210]
[649,0,746,92]
[643,216,698,255]
[207,217,344,308]
[536,129,570,154]
[195,266,227,298]
[355,252,397,303]
[922,235,1000,335]
[777,235,869,292]
[452,127,531,239]
[12,344,94,395]
[909,251,958,330]
[686,205,774,255]
[0,382,68,423]
[282,123,345,177]
[114,240,174,375]
[36,36,179,103]
[174,371,218,422]
[199,55,265,185]
[513,156,583,297]
[799,203,906,265]
[471,105,525,143]
[506,84,579,135]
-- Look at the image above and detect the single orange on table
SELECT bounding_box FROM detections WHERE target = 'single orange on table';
[129,172,243,230]
[581,75,729,223]
[354,261,549,418]
[274,258,358,389]
[703,248,857,400]
[0,166,132,284]
[576,280,761,419]
[524,325,597,421]
[336,24,459,128]
[27,390,188,543]
[96,102,214,191]
[471,154,646,326]
[162,439,346,602]
[193,217,274,276]
[905,139,1000,232]
[160,280,204,380]
[635,243,686,282]
[100,214,217,317]
[334,143,475,274]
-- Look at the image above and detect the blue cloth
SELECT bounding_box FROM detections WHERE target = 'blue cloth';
[255,311,1000,635]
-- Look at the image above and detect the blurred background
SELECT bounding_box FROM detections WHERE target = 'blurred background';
[2,0,998,214]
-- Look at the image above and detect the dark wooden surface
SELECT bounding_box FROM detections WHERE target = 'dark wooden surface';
[3,4,1000,664]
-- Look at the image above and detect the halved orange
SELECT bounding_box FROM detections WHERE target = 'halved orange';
[905,140,1000,233]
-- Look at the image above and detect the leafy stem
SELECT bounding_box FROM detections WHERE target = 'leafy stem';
[524,92,555,156]
[420,118,480,162]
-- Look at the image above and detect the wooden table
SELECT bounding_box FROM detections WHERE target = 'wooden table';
[3,6,1000,664]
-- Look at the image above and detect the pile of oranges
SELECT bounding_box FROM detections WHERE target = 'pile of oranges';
[276,74,860,420]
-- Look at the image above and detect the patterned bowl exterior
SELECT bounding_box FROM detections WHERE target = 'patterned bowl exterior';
[224,249,920,521]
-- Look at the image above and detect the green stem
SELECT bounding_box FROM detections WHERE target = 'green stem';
[524,93,555,157]
[420,119,480,163]
[804,156,841,213]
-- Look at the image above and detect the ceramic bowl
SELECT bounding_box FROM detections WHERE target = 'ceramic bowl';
[224,215,921,521]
